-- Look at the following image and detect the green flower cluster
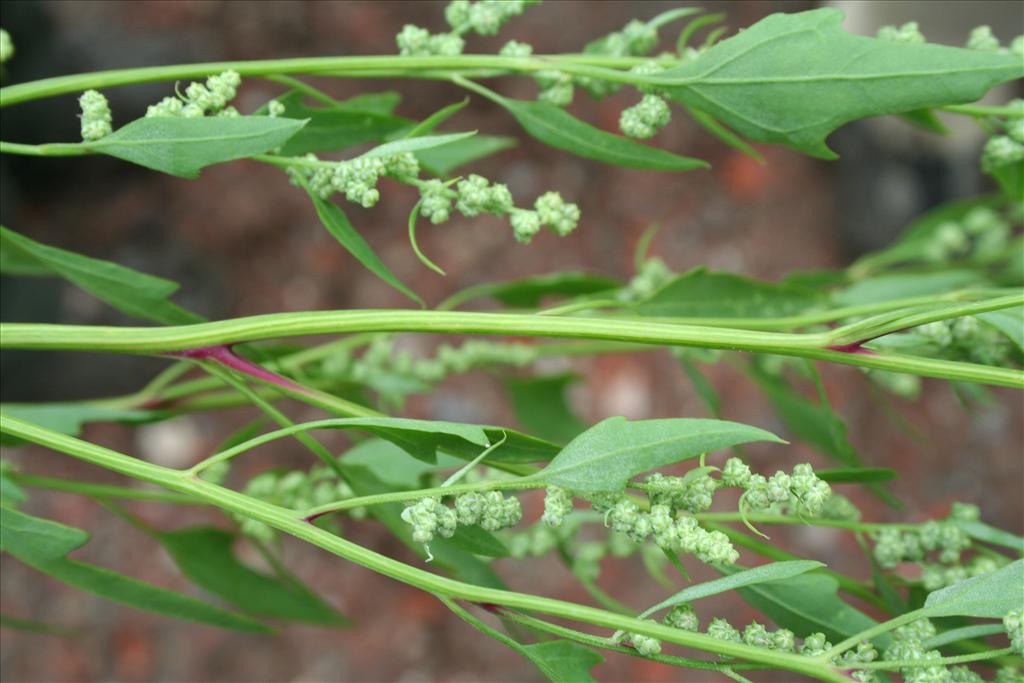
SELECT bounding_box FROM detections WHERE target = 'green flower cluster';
[237,467,363,542]
[287,152,419,208]
[145,70,242,118]
[395,24,465,57]
[401,491,522,544]
[419,175,581,243]
[616,257,674,302]
[877,22,926,44]
[965,25,1024,56]
[576,19,659,99]
[396,0,535,57]
[918,314,1016,367]
[1006,608,1024,657]
[541,485,573,527]
[735,461,833,517]
[324,337,538,398]
[882,619,977,683]
[871,504,1007,592]
[601,496,740,564]
[79,90,113,141]
[620,94,672,140]
[705,616,800,653]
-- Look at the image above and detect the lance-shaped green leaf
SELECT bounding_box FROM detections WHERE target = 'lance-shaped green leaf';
[416,135,517,176]
[922,559,1023,618]
[834,270,991,307]
[305,190,423,306]
[157,526,350,626]
[357,131,476,159]
[457,78,707,171]
[442,271,620,310]
[954,520,1024,553]
[219,417,559,466]
[639,560,824,618]
[88,116,306,178]
[0,226,201,325]
[726,565,887,647]
[633,268,823,318]
[0,507,268,632]
[270,90,410,156]
[656,8,1024,158]
[533,416,782,492]
[521,641,603,683]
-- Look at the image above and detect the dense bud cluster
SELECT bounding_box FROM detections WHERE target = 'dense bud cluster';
[877,22,926,44]
[396,24,465,57]
[402,491,522,545]
[287,152,419,208]
[237,467,363,542]
[1006,608,1024,657]
[740,461,833,516]
[616,257,674,301]
[541,486,574,527]
[663,603,699,631]
[79,90,112,141]
[145,70,241,118]
[620,94,672,140]
[397,0,534,57]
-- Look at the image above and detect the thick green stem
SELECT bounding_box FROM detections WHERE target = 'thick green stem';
[0,414,844,682]
[1,311,1020,387]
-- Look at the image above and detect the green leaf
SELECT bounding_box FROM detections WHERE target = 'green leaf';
[922,623,1006,650]
[342,438,461,488]
[535,416,782,492]
[357,131,477,160]
[399,98,470,138]
[677,355,722,417]
[638,560,824,618]
[899,109,947,134]
[685,104,764,161]
[0,403,157,445]
[953,520,1024,553]
[0,226,202,325]
[463,80,707,171]
[443,271,620,310]
[727,566,887,647]
[835,271,990,306]
[978,307,1024,354]
[633,268,822,318]
[0,507,268,632]
[923,559,1023,618]
[305,190,423,306]
[416,135,517,176]
[157,526,349,626]
[505,374,587,444]
[444,525,510,558]
[815,468,897,484]
[0,471,26,508]
[0,614,76,636]
[521,641,603,683]
[658,8,1023,158]
[273,91,410,156]
[89,116,306,178]
[337,91,403,115]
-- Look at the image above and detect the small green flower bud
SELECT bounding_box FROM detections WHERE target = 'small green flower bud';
[664,604,699,631]
[535,70,574,107]
[966,25,1000,51]
[772,629,796,652]
[541,486,573,527]
[499,39,533,58]
[721,457,752,487]
[619,94,672,140]
[800,632,831,657]
[146,96,184,118]
[707,617,741,642]
[510,210,542,243]
[630,631,662,657]
[535,191,581,236]
[79,90,112,141]
[744,621,772,648]
[982,135,1024,173]
[427,32,465,56]
[396,24,431,55]
[1005,608,1024,656]
[877,22,925,44]
[949,666,984,683]
[444,0,472,29]
[0,29,13,64]
[267,100,286,118]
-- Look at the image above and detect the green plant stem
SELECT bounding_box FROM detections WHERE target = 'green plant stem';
[853,647,1014,670]
[0,141,89,156]
[2,311,1020,387]
[0,414,845,681]
[0,54,648,108]
[8,472,199,505]
[263,74,341,107]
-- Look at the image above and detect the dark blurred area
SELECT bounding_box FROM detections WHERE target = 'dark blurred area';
[1,1,1021,682]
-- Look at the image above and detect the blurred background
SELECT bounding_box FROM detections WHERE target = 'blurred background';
[1,1,1021,681]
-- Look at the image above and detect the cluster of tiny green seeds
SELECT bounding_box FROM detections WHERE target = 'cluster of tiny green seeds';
[401,491,522,544]
[600,496,740,564]
[237,467,364,542]
[287,152,419,208]
[616,257,674,302]
[78,90,113,141]
[541,485,573,527]
[145,70,241,118]
[576,19,659,98]
[914,314,1016,371]
[881,619,972,683]
[735,461,833,517]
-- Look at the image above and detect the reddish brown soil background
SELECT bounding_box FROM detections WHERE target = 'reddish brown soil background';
[1,2,1021,682]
